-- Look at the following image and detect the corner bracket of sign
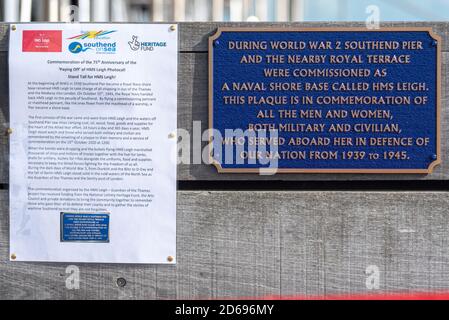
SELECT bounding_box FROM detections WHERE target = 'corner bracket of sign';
[427,28,443,43]
[208,26,442,175]
[427,158,441,174]
[209,28,224,43]
[426,27,442,175]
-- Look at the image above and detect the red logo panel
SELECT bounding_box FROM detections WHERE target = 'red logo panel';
[22,30,62,52]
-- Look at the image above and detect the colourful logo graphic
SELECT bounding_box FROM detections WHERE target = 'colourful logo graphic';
[68,42,90,54]
[68,30,116,40]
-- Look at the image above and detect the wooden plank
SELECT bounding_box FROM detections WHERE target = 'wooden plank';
[0,22,448,52]
[0,190,281,299]
[0,23,9,52]
[1,54,448,181]
[0,23,447,181]
[3,190,449,299]
[280,191,449,296]
[179,22,449,52]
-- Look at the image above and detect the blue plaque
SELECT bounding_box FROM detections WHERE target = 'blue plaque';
[61,212,110,242]
[209,28,441,173]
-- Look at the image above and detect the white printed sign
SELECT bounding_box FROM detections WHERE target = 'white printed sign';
[9,24,177,263]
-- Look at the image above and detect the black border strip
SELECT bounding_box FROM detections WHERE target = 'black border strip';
[178,180,449,191]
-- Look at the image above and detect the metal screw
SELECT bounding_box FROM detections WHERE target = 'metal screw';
[10,253,16,260]
[214,40,219,46]
[168,132,176,139]
[167,256,174,262]
[169,25,176,32]
[431,40,438,47]
[116,277,127,287]
[11,25,16,31]
[6,128,12,135]
[431,154,438,160]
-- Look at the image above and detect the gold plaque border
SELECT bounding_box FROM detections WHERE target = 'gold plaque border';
[208,27,442,174]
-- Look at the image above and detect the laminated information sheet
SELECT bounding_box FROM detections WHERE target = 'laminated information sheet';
[9,24,177,263]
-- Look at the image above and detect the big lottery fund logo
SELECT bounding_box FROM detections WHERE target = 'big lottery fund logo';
[68,30,117,54]
[128,35,167,52]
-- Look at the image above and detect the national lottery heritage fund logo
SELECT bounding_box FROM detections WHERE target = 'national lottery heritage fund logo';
[128,35,167,52]
[68,30,117,54]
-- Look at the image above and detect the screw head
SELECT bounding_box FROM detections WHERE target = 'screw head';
[214,40,219,46]
[167,256,174,262]
[116,277,127,287]
[11,25,16,31]
[169,25,176,32]
[431,40,438,47]
[168,132,176,139]
[10,253,16,260]
[6,128,12,135]
[431,154,438,160]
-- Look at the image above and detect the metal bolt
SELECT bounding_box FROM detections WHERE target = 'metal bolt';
[431,40,438,47]
[116,277,127,287]
[214,40,219,46]
[167,256,174,262]
[11,25,16,31]
[168,132,176,139]
[10,253,16,260]
[169,25,176,32]
[6,128,12,135]
[431,154,438,160]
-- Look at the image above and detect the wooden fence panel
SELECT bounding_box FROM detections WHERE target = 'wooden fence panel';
[1,22,449,299]
[0,23,448,181]
[2,190,449,299]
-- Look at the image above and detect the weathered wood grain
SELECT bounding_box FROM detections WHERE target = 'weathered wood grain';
[178,21,449,52]
[0,22,448,52]
[0,24,8,52]
[0,190,281,299]
[280,192,449,296]
[2,190,449,299]
[2,22,449,301]
[0,23,448,181]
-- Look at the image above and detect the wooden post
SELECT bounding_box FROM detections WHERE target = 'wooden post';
[92,0,110,22]
[174,0,186,21]
[111,0,128,22]
[291,0,304,21]
[230,0,243,21]
[33,0,47,21]
[20,0,33,22]
[255,0,268,21]
[152,0,164,22]
[212,0,223,21]
[59,0,71,22]
[4,0,20,22]
[276,0,290,21]
[194,0,209,21]
[242,0,251,20]
[78,0,91,22]
[48,0,59,21]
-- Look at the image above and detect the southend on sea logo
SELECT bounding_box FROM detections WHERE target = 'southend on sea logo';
[67,30,117,54]
[69,41,90,54]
